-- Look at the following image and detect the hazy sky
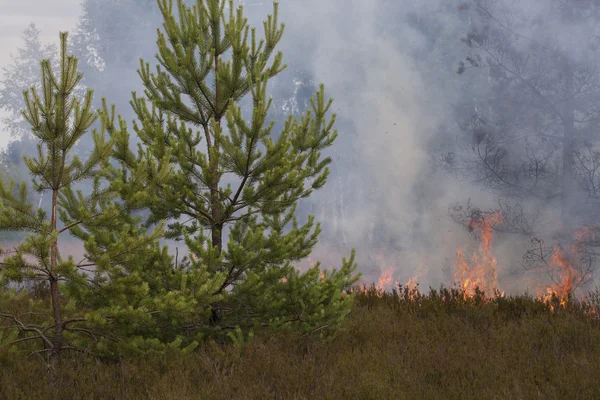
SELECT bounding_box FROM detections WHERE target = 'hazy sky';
[0,0,592,294]
[0,0,81,149]
[0,0,494,288]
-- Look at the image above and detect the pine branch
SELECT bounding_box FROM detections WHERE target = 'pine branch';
[0,312,54,349]
[58,211,103,234]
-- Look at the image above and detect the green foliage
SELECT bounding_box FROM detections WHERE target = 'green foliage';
[0,32,167,363]
[100,0,360,345]
[2,289,600,399]
[0,290,19,356]
[0,24,59,243]
[1,0,358,364]
[227,325,254,351]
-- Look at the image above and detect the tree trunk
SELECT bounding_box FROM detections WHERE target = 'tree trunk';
[50,188,63,367]
[211,53,223,255]
[209,53,223,326]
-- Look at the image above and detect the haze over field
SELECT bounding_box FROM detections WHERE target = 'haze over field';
[1,0,599,300]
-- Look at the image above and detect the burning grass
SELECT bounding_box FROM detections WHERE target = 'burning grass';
[346,211,599,316]
[3,212,600,398]
[2,284,600,400]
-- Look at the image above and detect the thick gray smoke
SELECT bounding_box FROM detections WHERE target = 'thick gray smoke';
[276,0,496,288]
[3,0,600,296]
[277,0,600,294]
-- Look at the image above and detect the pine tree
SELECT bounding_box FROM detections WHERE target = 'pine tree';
[103,0,360,340]
[0,23,89,229]
[0,32,165,367]
[0,24,59,206]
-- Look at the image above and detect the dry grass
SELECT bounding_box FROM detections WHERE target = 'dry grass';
[2,285,600,400]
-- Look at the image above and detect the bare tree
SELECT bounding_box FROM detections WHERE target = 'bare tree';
[447,0,600,288]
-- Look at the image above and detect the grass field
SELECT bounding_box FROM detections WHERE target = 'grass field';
[2,285,600,400]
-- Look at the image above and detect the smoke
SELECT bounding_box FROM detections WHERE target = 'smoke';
[0,0,80,149]
[3,0,600,294]
[273,0,497,287]
[270,0,600,294]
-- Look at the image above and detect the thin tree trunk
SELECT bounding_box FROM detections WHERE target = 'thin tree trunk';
[211,52,223,255]
[209,52,223,326]
[49,188,63,367]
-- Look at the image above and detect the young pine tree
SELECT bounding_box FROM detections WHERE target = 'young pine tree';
[0,33,165,366]
[103,0,360,341]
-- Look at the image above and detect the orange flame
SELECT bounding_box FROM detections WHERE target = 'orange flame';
[373,250,403,294]
[404,264,428,300]
[455,212,502,298]
[537,225,597,311]
[539,244,577,311]
[349,251,401,296]
[376,265,394,292]
[405,275,418,292]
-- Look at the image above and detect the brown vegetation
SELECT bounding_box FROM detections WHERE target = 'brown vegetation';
[2,285,600,400]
